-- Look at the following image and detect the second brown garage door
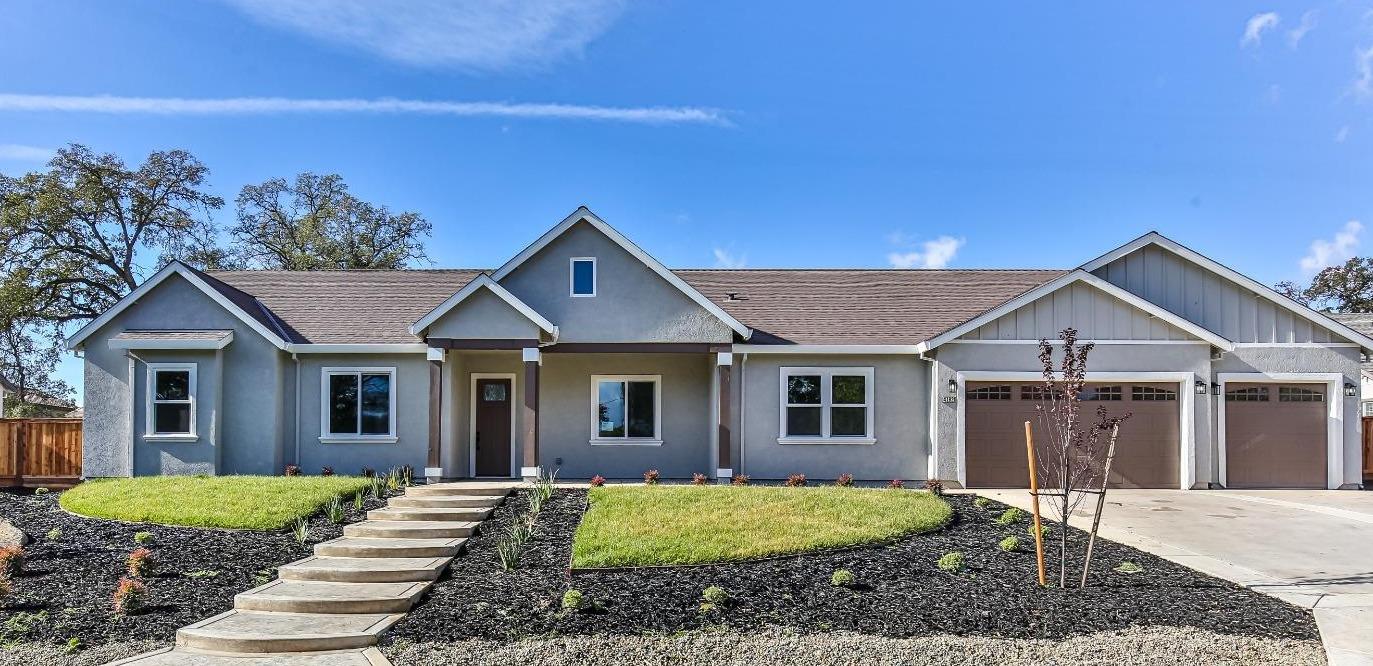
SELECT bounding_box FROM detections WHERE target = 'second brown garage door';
[1224,383,1327,489]
[965,381,1179,488]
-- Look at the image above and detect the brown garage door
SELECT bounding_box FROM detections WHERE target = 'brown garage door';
[1224,383,1326,489]
[965,381,1179,488]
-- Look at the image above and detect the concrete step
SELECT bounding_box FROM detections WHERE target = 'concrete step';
[176,609,402,653]
[344,520,478,539]
[405,481,521,497]
[389,494,504,509]
[315,536,467,559]
[234,579,430,614]
[278,555,451,583]
[368,506,492,522]
[109,646,391,665]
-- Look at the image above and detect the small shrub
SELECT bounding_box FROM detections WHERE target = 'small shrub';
[400,465,415,486]
[33,487,49,495]
[589,474,606,487]
[63,637,82,655]
[1115,561,1144,574]
[184,569,220,579]
[0,546,24,577]
[643,469,660,485]
[973,496,992,509]
[361,467,376,478]
[112,578,147,615]
[133,531,154,545]
[830,569,856,587]
[284,464,301,477]
[731,474,749,486]
[887,479,905,489]
[292,518,310,546]
[126,548,156,578]
[691,472,708,485]
[835,473,854,487]
[386,468,401,490]
[370,475,386,498]
[1,609,46,637]
[252,568,275,586]
[45,528,61,542]
[784,473,807,487]
[1027,522,1050,539]
[496,535,522,571]
[702,585,729,605]
[937,551,965,572]
[998,536,1020,552]
[561,589,586,611]
[924,478,945,496]
[325,496,345,524]
[320,466,334,477]
[995,507,1025,525]
[353,493,365,511]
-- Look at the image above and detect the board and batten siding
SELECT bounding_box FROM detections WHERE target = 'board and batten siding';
[1092,244,1347,344]
[960,281,1193,341]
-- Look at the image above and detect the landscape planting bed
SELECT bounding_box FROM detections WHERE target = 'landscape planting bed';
[387,489,1318,643]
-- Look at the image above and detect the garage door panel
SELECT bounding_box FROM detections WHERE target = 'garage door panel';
[1225,383,1326,489]
[966,381,1177,489]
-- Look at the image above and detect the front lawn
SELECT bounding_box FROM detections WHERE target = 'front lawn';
[571,485,952,568]
[59,475,372,530]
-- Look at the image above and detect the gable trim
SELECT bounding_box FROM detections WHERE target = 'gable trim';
[916,269,1235,353]
[409,274,559,339]
[65,261,290,351]
[1080,232,1373,350]
[489,206,752,338]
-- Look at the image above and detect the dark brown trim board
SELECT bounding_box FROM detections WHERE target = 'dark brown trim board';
[427,360,442,469]
[543,343,731,354]
[427,338,541,350]
[717,363,731,470]
[521,359,540,472]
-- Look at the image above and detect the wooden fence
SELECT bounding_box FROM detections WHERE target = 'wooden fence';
[1364,417,1373,479]
[0,418,82,488]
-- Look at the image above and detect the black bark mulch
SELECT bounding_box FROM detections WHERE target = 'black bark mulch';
[0,487,394,650]
[387,490,1318,644]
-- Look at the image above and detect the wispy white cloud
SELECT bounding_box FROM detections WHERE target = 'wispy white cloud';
[1300,220,1363,273]
[887,235,965,269]
[0,143,54,161]
[1241,12,1280,48]
[1336,125,1350,143]
[1353,46,1373,99]
[0,94,725,125]
[1287,10,1317,49]
[222,0,624,71]
[712,247,747,269]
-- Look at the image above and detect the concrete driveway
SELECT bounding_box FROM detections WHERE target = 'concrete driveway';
[977,489,1373,666]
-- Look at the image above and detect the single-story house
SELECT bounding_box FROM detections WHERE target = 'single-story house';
[66,207,1372,490]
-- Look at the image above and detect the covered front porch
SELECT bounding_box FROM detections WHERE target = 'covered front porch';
[421,341,737,482]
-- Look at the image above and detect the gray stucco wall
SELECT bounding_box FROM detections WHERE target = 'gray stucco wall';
[963,281,1191,341]
[426,288,543,340]
[735,354,928,481]
[498,220,733,343]
[79,274,286,477]
[293,353,432,476]
[932,342,1214,488]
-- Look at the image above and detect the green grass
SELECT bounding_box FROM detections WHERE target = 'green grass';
[571,485,952,568]
[59,475,372,530]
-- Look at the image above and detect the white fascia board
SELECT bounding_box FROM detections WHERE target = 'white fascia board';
[916,270,1234,353]
[66,262,289,351]
[732,344,922,354]
[287,343,429,354]
[1080,232,1373,351]
[109,331,235,350]
[489,206,753,339]
[409,274,558,337]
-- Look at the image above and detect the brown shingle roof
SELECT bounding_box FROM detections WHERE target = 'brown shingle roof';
[113,330,234,342]
[677,269,1069,345]
[206,269,484,344]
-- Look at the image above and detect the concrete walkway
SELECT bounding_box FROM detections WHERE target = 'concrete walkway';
[110,481,522,666]
[976,488,1373,666]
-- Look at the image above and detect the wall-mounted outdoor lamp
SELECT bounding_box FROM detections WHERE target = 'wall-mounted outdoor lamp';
[948,379,958,396]
[1211,382,1220,395]
[1345,382,1358,398]
[1194,380,1208,395]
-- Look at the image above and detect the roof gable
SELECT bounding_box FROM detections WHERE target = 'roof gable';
[410,274,558,339]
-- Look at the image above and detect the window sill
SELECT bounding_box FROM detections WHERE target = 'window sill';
[589,438,663,447]
[777,437,876,446]
[319,436,399,444]
[143,434,198,443]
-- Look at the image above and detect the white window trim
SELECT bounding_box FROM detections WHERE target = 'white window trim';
[590,374,662,445]
[777,367,876,445]
[569,257,597,297]
[320,367,399,443]
[1215,372,1344,490]
[145,363,198,442]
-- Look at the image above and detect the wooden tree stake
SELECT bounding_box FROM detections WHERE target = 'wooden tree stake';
[1024,420,1047,587]
[1080,423,1119,588]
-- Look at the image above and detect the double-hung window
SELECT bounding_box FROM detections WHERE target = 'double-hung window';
[322,367,397,442]
[591,375,661,445]
[146,363,196,440]
[779,367,875,444]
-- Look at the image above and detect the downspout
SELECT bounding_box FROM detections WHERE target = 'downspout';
[213,347,223,474]
[920,351,938,483]
[292,353,301,469]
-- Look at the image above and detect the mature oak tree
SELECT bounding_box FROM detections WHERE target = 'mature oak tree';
[1276,256,1373,312]
[229,172,431,270]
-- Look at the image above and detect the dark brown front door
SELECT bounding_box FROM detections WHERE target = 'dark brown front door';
[474,378,512,477]
[1225,383,1326,489]
[964,382,1179,489]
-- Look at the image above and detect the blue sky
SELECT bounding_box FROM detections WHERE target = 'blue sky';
[2,1,1371,402]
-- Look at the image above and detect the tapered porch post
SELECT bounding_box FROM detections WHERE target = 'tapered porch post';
[717,352,733,482]
[426,347,444,483]
[521,347,541,479]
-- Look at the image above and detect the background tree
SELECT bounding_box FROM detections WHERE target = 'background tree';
[229,172,431,269]
[0,317,73,417]
[1275,257,1373,312]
